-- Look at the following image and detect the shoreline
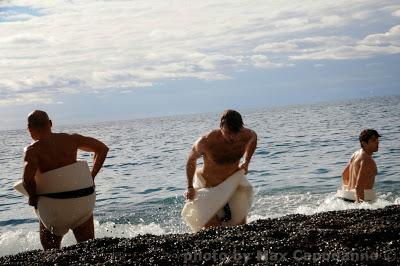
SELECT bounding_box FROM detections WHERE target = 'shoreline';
[1,205,399,265]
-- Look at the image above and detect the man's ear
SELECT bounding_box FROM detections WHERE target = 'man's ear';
[49,120,53,127]
[361,141,367,148]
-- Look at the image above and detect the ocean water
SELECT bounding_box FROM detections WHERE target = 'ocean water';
[0,96,399,256]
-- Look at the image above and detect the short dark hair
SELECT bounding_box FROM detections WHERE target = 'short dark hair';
[220,109,244,133]
[359,129,381,147]
[28,110,51,129]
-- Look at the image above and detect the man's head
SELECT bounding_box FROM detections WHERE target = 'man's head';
[359,129,380,152]
[220,110,244,143]
[27,110,52,140]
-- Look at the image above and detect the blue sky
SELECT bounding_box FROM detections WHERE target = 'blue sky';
[0,1,399,130]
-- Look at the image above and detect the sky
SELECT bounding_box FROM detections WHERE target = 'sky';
[0,0,399,130]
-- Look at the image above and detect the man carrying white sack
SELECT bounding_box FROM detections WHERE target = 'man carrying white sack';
[21,110,109,250]
[183,110,257,231]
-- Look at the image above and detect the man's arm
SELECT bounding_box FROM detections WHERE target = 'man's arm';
[342,163,350,186]
[22,147,39,207]
[240,129,257,174]
[355,160,370,202]
[72,134,109,179]
[185,137,204,200]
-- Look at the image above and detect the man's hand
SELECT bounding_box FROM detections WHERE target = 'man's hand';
[28,195,38,209]
[239,161,249,175]
[355,198,364,204]
[185,187,196,201]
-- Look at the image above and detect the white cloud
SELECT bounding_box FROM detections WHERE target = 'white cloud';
[254,36,355,54]
[392,9,400,17]
[0,0,399,106]
[361,25,400,46]
[352,11,372,20]
[254,42,299,53]
[290,25,400,60]
[251,55,292,69]
[0,34,52,44]
[272,17,310,28]
[0,13,37,22]
[0,92,54,106]
[320,15,348,27]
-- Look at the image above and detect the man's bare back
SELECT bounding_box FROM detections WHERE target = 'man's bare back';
[342,129,380,202]
[25,133,107,176]
[345,149,377,190]
[23,110,109,250]
[27,133,81,173]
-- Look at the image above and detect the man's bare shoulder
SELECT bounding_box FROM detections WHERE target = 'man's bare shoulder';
[25,141,38,153]
[194,130,219,151]
[54,132,75,138]
[24,142,40,162]
[361,153,374,162]
[50,132,78,143]
[198,130,220,142]
[356,151,374,166]
[208,129,221,138]
[241,127,256,140]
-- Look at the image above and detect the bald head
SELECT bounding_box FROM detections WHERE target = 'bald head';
[28,110,51,129]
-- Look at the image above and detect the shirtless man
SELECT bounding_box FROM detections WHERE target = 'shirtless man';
[342,129,380,202]
[23,110,109,250]
[185,110,257,228]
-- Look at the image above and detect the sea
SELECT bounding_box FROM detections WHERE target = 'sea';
[1,96,399,256]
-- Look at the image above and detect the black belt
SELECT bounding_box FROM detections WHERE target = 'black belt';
[39,186,95,199]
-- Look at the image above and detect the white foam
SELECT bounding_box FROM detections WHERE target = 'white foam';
[248,191,400,221]
[0,220,167,257]
[0,230,41,257]
[295,192,400,215]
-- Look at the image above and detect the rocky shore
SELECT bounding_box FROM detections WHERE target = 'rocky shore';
[1,205,399,265]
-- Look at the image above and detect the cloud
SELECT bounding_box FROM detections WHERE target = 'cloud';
[361,25,400,46]
[0,13,36,22]
[0,33,52,45]
[0,92,54,106]
[1,0,399,106]
[251,55,292,69]
[254,42,300,54]
[392,9,400,17]
[254,36,355,54]
[290,25,400,60]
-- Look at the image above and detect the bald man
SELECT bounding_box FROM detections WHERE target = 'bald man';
[22,110,109,250]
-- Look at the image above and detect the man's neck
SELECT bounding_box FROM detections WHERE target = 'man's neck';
[362,148,373,156]
[37,131,52,141]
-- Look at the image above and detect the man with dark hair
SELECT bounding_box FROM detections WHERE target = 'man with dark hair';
[22,110,109,250]
[342,129,381,202]
[185,109,257,228]
[219,110,244,133]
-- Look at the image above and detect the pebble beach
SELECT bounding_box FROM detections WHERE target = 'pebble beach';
[1,204,399,265]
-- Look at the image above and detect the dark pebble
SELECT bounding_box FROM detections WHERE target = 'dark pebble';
[1,205,400,265]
